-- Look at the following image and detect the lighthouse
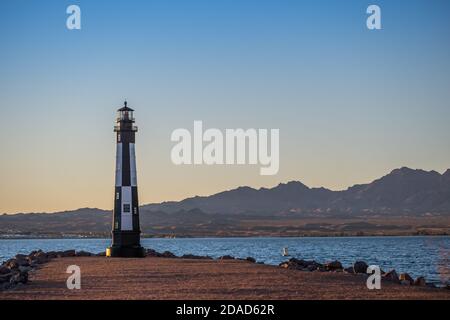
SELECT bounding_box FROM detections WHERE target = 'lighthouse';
[106,101,145,257]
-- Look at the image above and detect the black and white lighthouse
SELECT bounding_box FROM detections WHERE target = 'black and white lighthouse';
[106,101,145,257]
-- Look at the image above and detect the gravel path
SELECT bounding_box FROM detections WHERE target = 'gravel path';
[0,257,448,300]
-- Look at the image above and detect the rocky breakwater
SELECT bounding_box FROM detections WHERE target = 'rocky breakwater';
[0,249,104,290]
[146,249,259,264]
[279,257,448,289]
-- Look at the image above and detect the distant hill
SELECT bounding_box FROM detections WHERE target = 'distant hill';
[143,167,450,216]
[1,167,449,238]
[0,208,111,236]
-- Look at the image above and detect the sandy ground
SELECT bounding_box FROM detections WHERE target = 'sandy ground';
[0,257,448,300]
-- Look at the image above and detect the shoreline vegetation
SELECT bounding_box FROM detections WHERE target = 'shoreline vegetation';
[0,248,448,299]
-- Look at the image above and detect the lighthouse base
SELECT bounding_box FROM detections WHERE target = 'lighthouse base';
[107,230,146,257]
[106,245,146,258]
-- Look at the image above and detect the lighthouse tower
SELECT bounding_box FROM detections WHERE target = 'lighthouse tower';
[106,101,145,257]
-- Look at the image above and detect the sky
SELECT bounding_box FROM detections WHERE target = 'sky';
[0,0,449,213]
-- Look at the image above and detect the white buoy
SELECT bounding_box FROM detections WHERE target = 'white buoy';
[282,247,289,256]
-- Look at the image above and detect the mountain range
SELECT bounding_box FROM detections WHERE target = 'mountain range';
[1,167,449,238]
[143,167,450,216]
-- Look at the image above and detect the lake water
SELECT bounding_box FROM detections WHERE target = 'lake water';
[0,236,448,286]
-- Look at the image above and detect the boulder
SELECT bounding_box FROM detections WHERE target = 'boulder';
[62,250,76,257]
[161,251,177,258]
[146,249,162,257]
[383,270,400,284]
[18,266,32,273]
[310,261,323,269]
[344,266,355,274]
[9,271,28,284]
[219,255,235,260]
[15,254,28,260]
[353,261,369,274]
[181,254,198,259]
[0,273,12,284]
[181,254,212,260]
[5,259,19,270]
[14,256,30,267]
[279,259,300,270]
[290,258,308,266]
[0,266,11,275]
[282,258,322,271]
[27,251,37,259]
[46,251,58,259]
[288,258,302,264]
[297,267,307,271]
[28,250,42,256]
[0,282,12,290]
[75,251,92,257]
[399,273,414,285]
[414,276,427,286]
[26,250,40,260]
[33,251,49,264]
[245,257,256,263]
[307,264,318,272]
[324,260,343,271]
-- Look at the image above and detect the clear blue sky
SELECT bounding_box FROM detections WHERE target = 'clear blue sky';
[1,0,449,213]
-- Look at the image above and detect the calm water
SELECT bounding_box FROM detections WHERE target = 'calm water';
[0,236,448,285]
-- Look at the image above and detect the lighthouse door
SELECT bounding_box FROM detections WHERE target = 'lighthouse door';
[121,187,133,230]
